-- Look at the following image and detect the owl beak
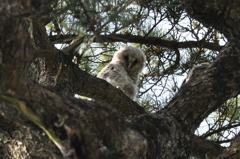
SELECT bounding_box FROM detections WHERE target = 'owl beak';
[128,59,134,69]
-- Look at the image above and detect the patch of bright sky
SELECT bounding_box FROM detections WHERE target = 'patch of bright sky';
[195,111,240,147]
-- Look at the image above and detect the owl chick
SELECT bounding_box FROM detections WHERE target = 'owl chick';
[97,46,146,100]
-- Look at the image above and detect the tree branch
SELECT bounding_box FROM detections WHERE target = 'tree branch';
[216,132,240,159]
[49,34,223,51]
[202,123,240,138]
[191,135,224,159]
[0,110,63,158]
[151,48,180,77]
[63,61,146,115]
[0,84,147,159]
[162,44,240,132]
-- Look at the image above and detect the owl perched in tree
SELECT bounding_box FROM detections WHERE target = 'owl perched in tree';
[97,46,146,100]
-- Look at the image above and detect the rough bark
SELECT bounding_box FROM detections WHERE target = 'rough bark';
[0,0,240,159]
[0,108,63,159]
[164,43,240,132]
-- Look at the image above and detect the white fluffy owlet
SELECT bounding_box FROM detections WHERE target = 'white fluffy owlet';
[97,46,146,100]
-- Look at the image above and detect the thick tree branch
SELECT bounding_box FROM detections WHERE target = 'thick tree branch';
[71,65,146,115]
[49,34,223,51]
[216,132,240,159]
[191,135,224,159]
[0,84,148,158]
[0,111,63,159]
[126,112,191,159]
[52,53,146,116]
[162,43,240,132]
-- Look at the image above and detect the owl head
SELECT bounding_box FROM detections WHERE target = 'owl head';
[111,46,146,74]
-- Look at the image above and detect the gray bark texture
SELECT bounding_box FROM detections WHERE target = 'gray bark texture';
[0,0,240,159]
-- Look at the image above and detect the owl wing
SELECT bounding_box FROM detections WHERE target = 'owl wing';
[97,63,128,87]
[97,63,137,98]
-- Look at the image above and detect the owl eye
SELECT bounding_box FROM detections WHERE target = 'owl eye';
[124,55,129,61]
[133,60,138,64]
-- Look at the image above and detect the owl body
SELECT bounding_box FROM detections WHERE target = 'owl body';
[97,46,146,99]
